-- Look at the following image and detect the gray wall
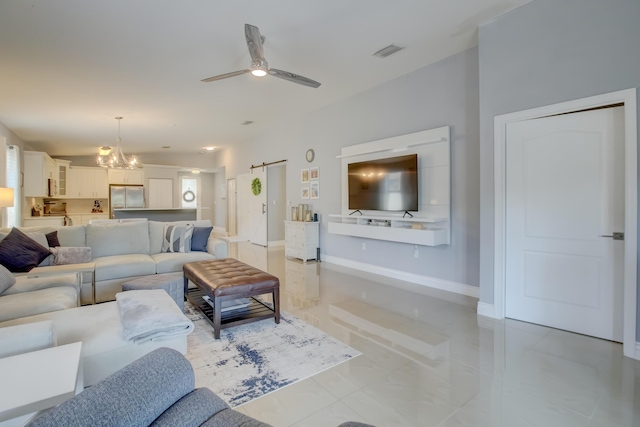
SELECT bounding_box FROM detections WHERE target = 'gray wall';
[215,47,480,287]
[478,0,640,333]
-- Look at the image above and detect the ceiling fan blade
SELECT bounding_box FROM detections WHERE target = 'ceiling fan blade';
[245,24,265,62]
[201,69,251,82]
[269,69,321,88]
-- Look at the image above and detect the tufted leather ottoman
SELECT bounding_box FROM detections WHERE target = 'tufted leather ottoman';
[183,258,280,339]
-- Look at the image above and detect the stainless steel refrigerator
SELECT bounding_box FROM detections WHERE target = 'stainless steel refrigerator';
[110,185,145,218]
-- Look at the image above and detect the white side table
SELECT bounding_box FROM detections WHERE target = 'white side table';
[0,342,83,425]
[28,262,96,305]
[219,235,249,258]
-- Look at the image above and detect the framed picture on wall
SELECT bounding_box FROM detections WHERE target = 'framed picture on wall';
[310,167,319,180]
[301,186,310,199]
[301,168,310,183]
[310,181,319,199]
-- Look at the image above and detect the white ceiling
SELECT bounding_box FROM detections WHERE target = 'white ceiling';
[0,0,532,157]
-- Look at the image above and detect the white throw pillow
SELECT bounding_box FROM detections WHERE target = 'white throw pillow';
[161,224,194,253]
[0,263,16,295]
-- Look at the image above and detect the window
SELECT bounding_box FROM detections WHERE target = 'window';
[4,144,20,228]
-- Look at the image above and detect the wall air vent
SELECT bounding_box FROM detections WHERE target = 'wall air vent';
[372,44,405,58]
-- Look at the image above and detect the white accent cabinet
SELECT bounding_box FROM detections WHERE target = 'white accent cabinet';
[285,221,319,263]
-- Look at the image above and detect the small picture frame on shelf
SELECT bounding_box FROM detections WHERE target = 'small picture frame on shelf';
[301,186,310,199]
[310,167,319,180]
[301,168,310,183]
[310,181,319,199]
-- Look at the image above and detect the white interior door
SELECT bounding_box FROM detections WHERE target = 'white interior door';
[249,168,268,246]
[505,106,624,342]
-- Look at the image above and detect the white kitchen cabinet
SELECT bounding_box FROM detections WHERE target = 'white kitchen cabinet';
[24,151,56,197]
[284,221,319,262]
[108,169,144,185]
[68,167,108,199]
[56,159,71,198]
[23,217,65,227]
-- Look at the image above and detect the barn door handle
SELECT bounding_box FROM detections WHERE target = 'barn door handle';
[262,203,266,214]
[600,232,624,240]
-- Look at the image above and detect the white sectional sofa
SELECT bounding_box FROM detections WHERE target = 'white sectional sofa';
[0,220,227,320]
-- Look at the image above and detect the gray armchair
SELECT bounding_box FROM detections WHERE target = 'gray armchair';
[26,347,269,427]
[26,347,375,427]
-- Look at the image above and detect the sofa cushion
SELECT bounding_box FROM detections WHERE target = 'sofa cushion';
[0,228,51,272]
[0,287,78,323]
[57,225,86,247]
[87,221,150,258]
[25,231,53,267]
[93,254,156,282]
[191,226,213,252]
[2,274,78,296]
[0,303,187,387]
[0,263,16,294]
[151,252,215,274]
[149,220,212,254]
[0,321,56,359]
[161,224,194,253]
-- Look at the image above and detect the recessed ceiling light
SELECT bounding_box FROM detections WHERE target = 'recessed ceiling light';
[203,146,215,151]
[161,146,171,149]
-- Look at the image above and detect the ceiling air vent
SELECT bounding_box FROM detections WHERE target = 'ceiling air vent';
[372,44,405,58]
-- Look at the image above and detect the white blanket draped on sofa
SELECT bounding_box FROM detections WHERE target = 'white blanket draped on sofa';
[116,289,194,344]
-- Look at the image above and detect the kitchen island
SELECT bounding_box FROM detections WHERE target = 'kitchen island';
[113,208,197,222]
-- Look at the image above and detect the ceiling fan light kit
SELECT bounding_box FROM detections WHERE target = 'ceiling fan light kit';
[201,24,321,88]
[97,117,142,169]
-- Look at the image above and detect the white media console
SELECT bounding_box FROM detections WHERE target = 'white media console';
[328,126,451,247]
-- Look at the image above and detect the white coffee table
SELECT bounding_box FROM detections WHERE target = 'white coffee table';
[0,342,83,425]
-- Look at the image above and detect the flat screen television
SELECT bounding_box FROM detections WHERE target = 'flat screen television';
[348,154,418,212]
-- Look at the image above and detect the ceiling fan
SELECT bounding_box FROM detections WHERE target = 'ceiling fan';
[201,24,321,88]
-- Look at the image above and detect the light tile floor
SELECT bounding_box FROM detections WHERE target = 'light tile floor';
[229,243,640,426]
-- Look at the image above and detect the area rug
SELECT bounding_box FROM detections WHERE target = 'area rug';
[184,303,361,407]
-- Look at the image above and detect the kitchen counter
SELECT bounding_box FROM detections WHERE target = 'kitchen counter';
[113,208,196,222]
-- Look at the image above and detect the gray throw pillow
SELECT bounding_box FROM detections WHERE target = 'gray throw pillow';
[161,224,194,253]
[0,263,16,294]
[50,247,92,265]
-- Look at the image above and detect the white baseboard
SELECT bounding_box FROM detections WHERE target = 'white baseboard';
[322,255,479,298]
[268,240,285,248]
[477,302,500,319]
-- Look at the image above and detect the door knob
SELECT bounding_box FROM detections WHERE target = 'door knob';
[600,232,624,240]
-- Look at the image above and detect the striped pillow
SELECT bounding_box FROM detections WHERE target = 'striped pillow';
[161,224,194,253]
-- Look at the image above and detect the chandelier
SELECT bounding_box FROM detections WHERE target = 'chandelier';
[97,116,142,169]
